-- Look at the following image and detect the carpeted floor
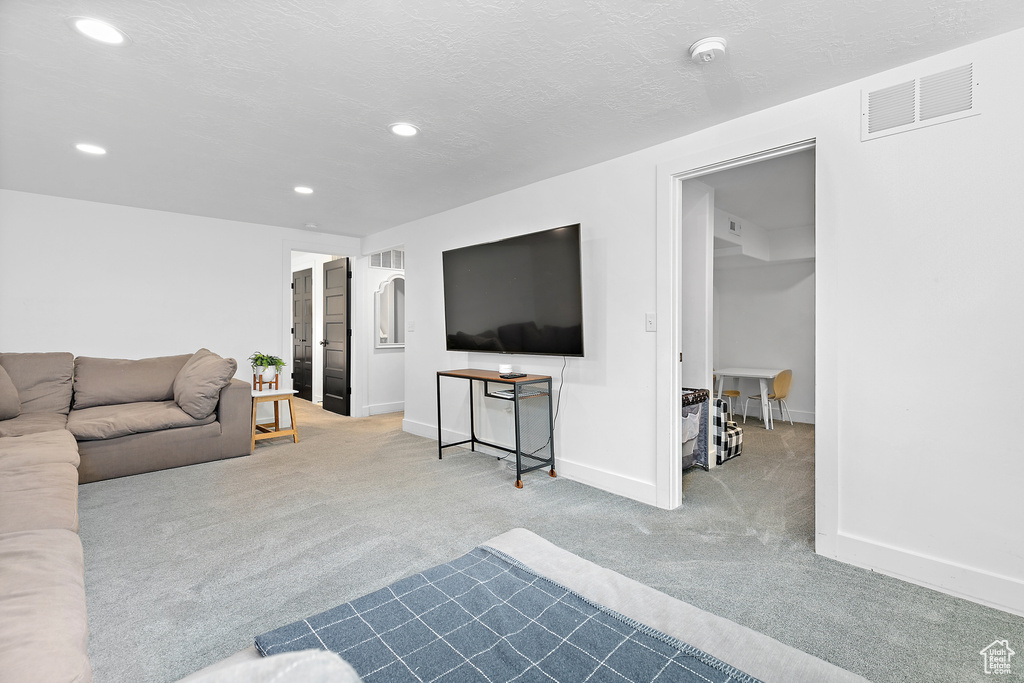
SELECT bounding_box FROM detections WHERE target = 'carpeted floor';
[77,400,1023,682]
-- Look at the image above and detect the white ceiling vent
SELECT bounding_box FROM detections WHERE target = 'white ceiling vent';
[862,64,978,141]
[370,248,404,270]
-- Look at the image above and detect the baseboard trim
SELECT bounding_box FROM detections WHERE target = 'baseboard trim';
[403,419,656,505]
[367,401,404,416]
[835,532,1024,617]
[403,418,461,444]
[555,459,657,506]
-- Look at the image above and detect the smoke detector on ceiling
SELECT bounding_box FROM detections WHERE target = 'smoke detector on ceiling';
[689,37,726,64]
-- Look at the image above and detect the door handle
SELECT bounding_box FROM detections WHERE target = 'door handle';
[320,340,328,346]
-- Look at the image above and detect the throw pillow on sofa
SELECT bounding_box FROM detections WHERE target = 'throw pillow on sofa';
[0,365,20,420]
[173,349,237,420]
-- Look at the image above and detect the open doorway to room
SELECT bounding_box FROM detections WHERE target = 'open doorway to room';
[290,251,351,415]
[655,139,816,515]
[686,150,816,545]
[703,148,816,430]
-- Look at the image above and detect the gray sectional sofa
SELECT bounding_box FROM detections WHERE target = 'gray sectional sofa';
[0,349,251,683]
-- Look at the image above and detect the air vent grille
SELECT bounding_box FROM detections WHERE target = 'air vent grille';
[370,248,404,270]
[867,80,916,134]
[862,63,978,141]
[919,64,973,121]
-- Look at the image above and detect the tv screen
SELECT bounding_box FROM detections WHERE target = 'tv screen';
[442,224,584,357]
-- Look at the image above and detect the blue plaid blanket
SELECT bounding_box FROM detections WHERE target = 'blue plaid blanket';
[256,546,762,683]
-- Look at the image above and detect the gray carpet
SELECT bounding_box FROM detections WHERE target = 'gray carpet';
[77,401,1023,683]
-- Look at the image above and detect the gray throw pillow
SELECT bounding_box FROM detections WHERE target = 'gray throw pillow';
[0,365,20,420]
[173,349,237,420]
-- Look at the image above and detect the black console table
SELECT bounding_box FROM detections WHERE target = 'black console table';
[436,369,556,488]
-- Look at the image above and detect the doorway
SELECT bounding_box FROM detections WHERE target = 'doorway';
[654,139,817,511]
[289,251,351,415]
[700,148,816,429]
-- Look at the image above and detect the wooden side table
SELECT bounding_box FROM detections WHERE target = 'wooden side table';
[251,388,299,451]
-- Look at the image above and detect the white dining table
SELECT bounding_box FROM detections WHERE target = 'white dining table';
[714,367,785,430]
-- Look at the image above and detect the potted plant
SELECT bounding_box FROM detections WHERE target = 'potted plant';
[248,352,286,381]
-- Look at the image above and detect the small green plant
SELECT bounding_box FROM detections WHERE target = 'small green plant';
[248,352,285,371]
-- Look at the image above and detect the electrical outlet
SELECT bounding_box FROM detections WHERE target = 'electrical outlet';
[645,313,657,332]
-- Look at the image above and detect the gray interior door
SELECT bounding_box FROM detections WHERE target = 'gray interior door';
[322,257,350,415]
[291,268,313,402]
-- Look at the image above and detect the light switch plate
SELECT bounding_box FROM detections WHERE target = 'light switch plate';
[645,313,657,332]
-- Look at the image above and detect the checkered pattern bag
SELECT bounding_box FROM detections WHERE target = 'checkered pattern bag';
[713,398,743,465]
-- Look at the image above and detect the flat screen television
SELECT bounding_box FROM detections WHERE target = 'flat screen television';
[442,224,584,357]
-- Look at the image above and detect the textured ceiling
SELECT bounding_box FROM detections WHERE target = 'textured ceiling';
[2,1,1023,237]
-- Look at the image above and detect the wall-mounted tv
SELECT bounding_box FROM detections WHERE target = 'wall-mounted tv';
[442,224,584,357]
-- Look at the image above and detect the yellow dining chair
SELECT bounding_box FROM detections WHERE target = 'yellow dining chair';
[713,374,741,415]
[744,369,793,425]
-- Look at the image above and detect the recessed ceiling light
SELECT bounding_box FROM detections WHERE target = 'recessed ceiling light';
[390,123,419,137]
[68,17,131,46]
[75,143,107,155]
[294,186,314,195]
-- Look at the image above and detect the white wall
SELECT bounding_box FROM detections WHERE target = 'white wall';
[713,260,815,422]
[365,148,662,503]
[0,191,361,391]
[358,256,405,415]
[365,29,1024,615]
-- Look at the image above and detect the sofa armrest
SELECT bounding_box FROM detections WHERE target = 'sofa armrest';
[217,378,252,454]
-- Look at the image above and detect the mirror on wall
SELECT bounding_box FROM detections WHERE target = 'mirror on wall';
[375,275,405,348]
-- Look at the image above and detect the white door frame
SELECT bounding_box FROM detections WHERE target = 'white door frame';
[654,138,817,511]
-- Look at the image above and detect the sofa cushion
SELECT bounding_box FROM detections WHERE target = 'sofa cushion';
[67,401,217,441]
[173,349,237,419]
[0,429,79,467]
[0,365,20,420]
[0,352,74,415]
[0,529,93,683]
[73,354,191,409]
[0,431,80,536]
[0,461,79,534]
[0,412,69,438]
